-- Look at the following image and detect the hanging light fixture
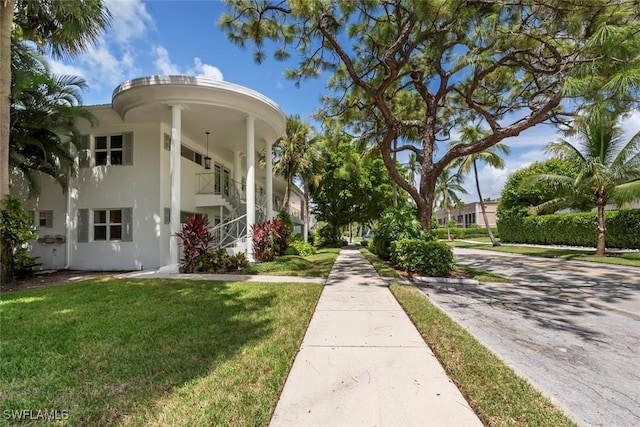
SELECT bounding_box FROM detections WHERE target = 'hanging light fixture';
[204,131,212,170]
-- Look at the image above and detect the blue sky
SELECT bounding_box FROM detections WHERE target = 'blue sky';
[49,0,640,202]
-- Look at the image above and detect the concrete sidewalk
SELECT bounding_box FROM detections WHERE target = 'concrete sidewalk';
[269,246,482,427]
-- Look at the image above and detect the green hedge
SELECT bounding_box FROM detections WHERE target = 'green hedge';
[432,227,499,240]
[497,209,640,249]
[390,239,454,276]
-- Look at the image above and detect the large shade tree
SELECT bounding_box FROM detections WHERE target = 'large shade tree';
[529,108,640,256]
[0,0,111,200]
[452,123,510,246]
[220,0,640,229]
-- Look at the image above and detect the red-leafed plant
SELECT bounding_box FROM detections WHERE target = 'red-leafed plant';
[251,218,291,262]
[175,215,215,273]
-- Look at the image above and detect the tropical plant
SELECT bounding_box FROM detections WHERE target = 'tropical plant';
[452,124,510,246]
[0,194,37,284]
[10,43,94,195]
[251,218,290,262]
[175,215,215,273]
[527,108,640,255]
[220,0,640,230]
[1,0,112,201]
[272,115,318,209]
[371,205,430,261]
[434,165,468,240]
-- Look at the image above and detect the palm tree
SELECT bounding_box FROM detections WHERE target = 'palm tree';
[452,124,510,246]
[10,43,94,195]
[272,115,317,209]
[1,0,111,200]
[298,145,322,242]
[434,165,468,240]
[531,108,640,256]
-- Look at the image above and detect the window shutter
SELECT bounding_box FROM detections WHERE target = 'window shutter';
[164,207,170,225]
[78,209,89,242]
[122,207,133,242]
[122,132,133,165]
[79,135,91,168]
[46,211,54,228]
[164,133,171,151]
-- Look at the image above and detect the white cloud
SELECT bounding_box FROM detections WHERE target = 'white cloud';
[153,45,181,75]
[152,47,224,80]
[104,0,154,45]
[190,57,224,80]
[47,59,87,80]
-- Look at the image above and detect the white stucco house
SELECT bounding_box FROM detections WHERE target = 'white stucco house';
[11,75,305,272]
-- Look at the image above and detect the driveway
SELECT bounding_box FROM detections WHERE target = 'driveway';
[415,247,640,427]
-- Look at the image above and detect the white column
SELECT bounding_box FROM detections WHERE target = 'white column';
[167,105,182,272]
[265,138,273,219]
[246,116,255,261]
[233,150,242,196]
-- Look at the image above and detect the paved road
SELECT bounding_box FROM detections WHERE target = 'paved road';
[416,248,640,427]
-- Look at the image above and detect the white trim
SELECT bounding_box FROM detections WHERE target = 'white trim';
[246,116,255,262]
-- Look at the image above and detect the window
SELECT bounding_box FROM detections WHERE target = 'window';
[79,133,133,167]
[180,211,208,224]
[38,210,53,228]
[180,144,204,166]
[77,208,133,242]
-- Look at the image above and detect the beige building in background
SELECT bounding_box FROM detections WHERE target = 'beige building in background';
[435,201,498,228]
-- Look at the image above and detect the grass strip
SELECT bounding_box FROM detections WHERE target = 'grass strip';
[389,282,576,427]
[0,278,322,426]
[451,240,640,267]
[243,247,340,277]
[455,265,512,283]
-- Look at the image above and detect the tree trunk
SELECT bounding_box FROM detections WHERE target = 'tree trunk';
[303,188,309,243]
[596,201,606,256]
[473,161,500,246]
[0,0,14,202]
[446,209,451,240]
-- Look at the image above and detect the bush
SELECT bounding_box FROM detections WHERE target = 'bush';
[313,222,344,247]
[0,195,37,283]
[251,219,291,262]
[285,239,317,256]
[390,239,454,277]
[175,215,215,273]
[497,209,640,249]
[371,206,431,260]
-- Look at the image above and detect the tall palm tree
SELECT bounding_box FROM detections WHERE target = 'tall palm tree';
[434,165,468,240]
[452,124,510,246]
[272,115,317,209]
[1,0,111,200]
[10,43,94,195]
[298,144,322,242]
[531,108,640,256]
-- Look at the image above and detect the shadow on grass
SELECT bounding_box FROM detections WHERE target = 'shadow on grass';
[0,279,282,425]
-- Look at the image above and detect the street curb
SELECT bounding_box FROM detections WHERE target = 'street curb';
[412,276,480,286]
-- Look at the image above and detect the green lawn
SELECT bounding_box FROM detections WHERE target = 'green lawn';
[243,247,340,277]
[0,278,322,426]
[451,239,640,267]
[390,283,576,427]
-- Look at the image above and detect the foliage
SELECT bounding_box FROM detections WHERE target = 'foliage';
[434,164,468,240]
[391,239,454,277]
[10,41,95,196]
[284,238,317,257]
[271,115,320,209]
[312,222,347,248]
[251,218,291,262]
[371,205,431,261]
[431,227,499,240]
[310,133,401,242]
[498,209,640,249]
[220,0,640,229]
[175,215,215,273]
[0,194,36,283]
[497,159,587,220]
[275,210,293,235]
[523,108,640,255]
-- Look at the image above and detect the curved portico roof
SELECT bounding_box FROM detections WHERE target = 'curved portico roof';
[111,75,286,158]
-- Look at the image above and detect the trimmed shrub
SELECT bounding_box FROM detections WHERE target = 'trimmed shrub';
[372,206,431,260]
[285,239,317,256]
[498,209,640,249]
[390,239,454,277]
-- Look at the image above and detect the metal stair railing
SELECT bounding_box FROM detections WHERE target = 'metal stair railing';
[210,214,247,250]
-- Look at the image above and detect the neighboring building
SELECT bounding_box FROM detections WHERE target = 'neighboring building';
[434,200,498,228]
[11,75,304,272]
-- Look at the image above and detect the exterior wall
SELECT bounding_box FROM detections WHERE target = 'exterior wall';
[435,201,498,228]
[71,109,163,270]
